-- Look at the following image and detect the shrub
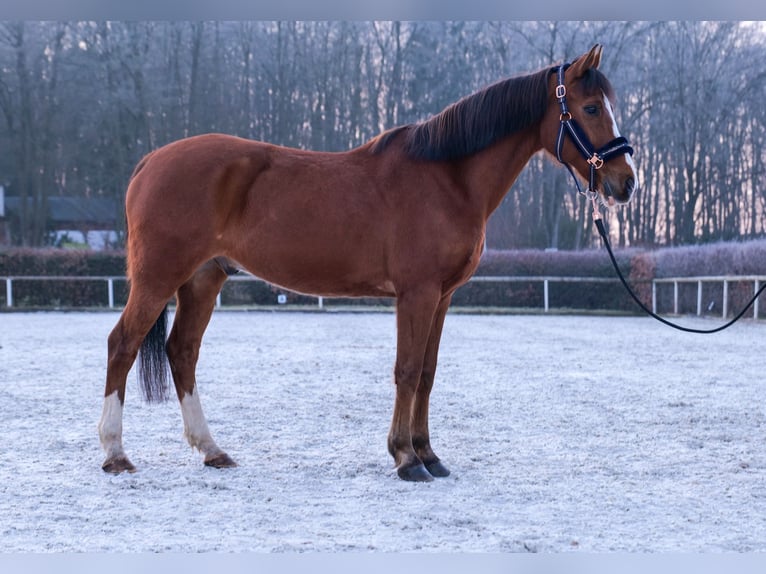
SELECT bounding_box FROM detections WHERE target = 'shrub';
[462,247,644,311]
[643,240,766,318]
[0,249,127,309]
[2,240,765,313]
[0,248,126,276]
[650,239,766,277]
[476,248,637,278]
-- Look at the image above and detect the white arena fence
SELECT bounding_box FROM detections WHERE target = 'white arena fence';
[1,273,764,319]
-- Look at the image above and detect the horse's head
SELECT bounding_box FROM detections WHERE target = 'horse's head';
[542,44,637,206]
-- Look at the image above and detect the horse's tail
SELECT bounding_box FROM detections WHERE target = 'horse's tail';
[137,305,170,403]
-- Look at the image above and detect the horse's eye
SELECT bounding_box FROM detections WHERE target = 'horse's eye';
[584,105,600,117]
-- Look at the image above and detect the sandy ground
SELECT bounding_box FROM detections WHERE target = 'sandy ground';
[1,309,766,552]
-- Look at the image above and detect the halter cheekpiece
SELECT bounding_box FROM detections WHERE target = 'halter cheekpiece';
[554,63,634,198]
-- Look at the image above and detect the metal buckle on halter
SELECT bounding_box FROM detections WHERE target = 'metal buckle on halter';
[583,188,598,201]
[555,84,566,99]
[559,111,572,122]
[584,189,603,220]
[587,154,604,169]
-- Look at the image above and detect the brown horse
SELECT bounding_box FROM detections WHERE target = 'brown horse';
[99,44,637,481]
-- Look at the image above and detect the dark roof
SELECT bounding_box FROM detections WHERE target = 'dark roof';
[3,196,117,225]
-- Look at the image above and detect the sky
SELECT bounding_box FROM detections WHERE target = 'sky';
[2,1,766,21]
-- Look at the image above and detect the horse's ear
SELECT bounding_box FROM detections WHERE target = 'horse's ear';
[567,44,603,79]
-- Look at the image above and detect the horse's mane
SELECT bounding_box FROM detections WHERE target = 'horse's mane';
[370,65,615,162]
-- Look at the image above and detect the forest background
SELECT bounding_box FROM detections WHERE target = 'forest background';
[1,20,765,251]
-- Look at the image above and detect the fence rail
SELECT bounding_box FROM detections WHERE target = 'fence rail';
[1,274,624,312]
[652,275,766,320]
[2,275,124,309]
[1,274,764,319]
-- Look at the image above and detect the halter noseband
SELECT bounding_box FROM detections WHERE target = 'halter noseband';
[554,63,634,199]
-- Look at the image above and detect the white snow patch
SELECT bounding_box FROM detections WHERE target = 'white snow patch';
[1,310,765,552]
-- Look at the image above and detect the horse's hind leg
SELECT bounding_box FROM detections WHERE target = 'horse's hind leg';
[166,259,236,468]
[99,285,173,473]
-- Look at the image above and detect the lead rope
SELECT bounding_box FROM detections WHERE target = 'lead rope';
[554,61,763,332]
[590,198,766,334]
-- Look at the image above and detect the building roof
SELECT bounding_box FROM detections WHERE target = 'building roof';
[3,196,117,226]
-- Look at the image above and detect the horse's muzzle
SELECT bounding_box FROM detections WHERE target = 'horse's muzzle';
[603,174,636,205]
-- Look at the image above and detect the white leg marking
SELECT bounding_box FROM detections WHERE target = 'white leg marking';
[180,390,223,458]
[98,391,125,459]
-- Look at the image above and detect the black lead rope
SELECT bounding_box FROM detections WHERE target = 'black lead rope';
[553,61,764,333]
[593,210,766,334]
[556,64,766,335]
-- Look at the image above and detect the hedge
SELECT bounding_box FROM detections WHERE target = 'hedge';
[0,248,126,276]
[630,239,766,318]
[0,249,127,308]
[2,240,766,313]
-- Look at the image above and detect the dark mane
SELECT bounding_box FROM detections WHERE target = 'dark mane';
[370,65,616,162]
[371,66,554,161]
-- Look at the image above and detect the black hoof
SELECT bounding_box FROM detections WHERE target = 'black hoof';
[102,456,137,474]
[204,452,238,469]
[397,462,434,482]
[424,459,451,478]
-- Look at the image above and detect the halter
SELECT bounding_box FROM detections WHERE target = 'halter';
[555,64,766,334]
[554,63,634,201]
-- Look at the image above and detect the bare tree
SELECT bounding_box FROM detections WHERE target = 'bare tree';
[1,20,765,248]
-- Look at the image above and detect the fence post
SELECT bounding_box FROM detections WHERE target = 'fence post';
[5,278,12,308]
[318,296,324,309]
[673,281,679,315]
[107,278,115,309]
[652,281,657,315]
[722,280,728,319]
[697,280,702,316]
[755,280,760,320]
[543,279,549,312]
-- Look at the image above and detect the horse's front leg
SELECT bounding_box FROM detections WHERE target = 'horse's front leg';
[411,294,452,478]
[388,285,442,482]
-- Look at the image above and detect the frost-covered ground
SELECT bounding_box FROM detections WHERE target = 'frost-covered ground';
[1,310,766,552]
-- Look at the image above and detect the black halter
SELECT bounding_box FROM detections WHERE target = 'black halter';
[557,64,766,334]
[554,63,634,198]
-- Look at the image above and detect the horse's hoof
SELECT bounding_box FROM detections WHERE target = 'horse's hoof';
[425,459,451,478]
[102,456,137,474]
[397,462,434,482]
[204,452,237,469]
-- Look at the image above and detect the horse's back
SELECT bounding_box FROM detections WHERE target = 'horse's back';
[124,134,397,294]
[127,133,379,209]
[123,132,481,298]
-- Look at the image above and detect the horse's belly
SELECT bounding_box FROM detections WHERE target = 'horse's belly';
[241,269,397,299]
[228,243,396,299]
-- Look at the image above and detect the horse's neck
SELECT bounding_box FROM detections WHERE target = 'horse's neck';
[459,126,542,218]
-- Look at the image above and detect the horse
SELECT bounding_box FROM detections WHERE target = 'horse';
[98,44,637,482]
